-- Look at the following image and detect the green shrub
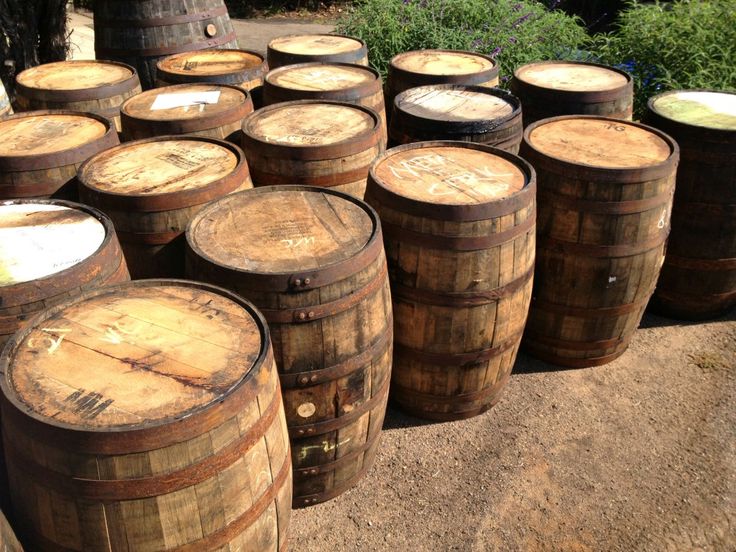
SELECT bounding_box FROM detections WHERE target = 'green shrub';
[592,0,736,118]
[337,0,588,84]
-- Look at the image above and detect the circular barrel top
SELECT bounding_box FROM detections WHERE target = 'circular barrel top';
[396,85,515,122]
[122,84,248,122]
[266,63,376,92]
[158,49,265,77]
[0,112,107,157]
[1,282,262,429]
[0,202,105,286]
[649,90,736,131]
[79,138,239,196]
[514,61,629,91]
[16,60,135,91]
[188,188,373,274]
[372,144,526,205]
[269,34,363,55]
[391,50,495,76]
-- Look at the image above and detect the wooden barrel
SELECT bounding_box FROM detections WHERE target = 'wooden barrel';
[645,90,736,319]
[0,510,22,552]
[0,280,291,551]
[93,0,239,90]
[521,116,679,367]
[364,142,535,420]
[511,61,633,127]
[389,84,523,152]
[266,34,368,70]
[120,83,253,142]
[14,60,142,132]
[263,62,387,146]
[186,186,392,507]
[0,110,119,199]
[241,100,383,198]
[0,79,12,118]
[385,50,499,120]
[78,136,253,279]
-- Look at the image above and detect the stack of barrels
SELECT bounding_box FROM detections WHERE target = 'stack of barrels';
[0,9,734,549]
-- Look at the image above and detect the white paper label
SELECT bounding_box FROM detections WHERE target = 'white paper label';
[150,91,221,110]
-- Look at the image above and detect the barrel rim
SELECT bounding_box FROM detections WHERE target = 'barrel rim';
[0,109,119,171]
[241,99,382,160]
[388,49,499,84]
[15,60,141,103]
[264,61,381,102]
[77,135,249,212]
[266,33,368,66]
[0,278,272,446]
[185,184,384,291]
[156,48,268,81]
[365,140,536,221]
[646,88,736,137]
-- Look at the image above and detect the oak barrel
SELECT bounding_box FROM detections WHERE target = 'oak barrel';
[511,61,633,127]
[93,0,239,90]
[385,50,499,121]
[0,111,119,199]
[0,510,22,552]
[389,84,523,152]
[0,79,12,118]
[645,90,736,319]
[263,62,387,146]
[120,83,253,143]
[266,34,368,70]
[364,142,535,420]
[0,280,291,551]
[78,136,253,279]
[241,100,383,198]
[186,186,392,507]
[14,60,142,132]
[521,116,679,367]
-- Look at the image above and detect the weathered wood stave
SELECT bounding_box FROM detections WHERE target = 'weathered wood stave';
[0,79,13,118]
[266,34,368,70]
[0,510,22,552]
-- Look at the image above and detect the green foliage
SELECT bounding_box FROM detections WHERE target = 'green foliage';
[592,0,736,118]
[337,0,588,84]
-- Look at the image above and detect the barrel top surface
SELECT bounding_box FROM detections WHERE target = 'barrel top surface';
[0,203,105,286]
[373,145,525,205]
[398,86,514,121]
[392,50,494,75]
[650,90,736,130]
[267,63,375,91]
[0,113,107,157]
[246,103,374,146]
[81,139,238,195]
[3,284,261,429]
[159,49,264,76]
[527,118,672,168]
[190,189,373,273]
[16,60,134,90]
[515,62,628,91]
[269,34,363,55]
[123,84,246,121]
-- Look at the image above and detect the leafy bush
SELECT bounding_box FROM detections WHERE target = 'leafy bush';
[592,0,736,118]
[337,0,588,84]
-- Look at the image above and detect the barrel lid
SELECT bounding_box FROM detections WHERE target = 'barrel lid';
[0,281,263,431]
[391,50,495,75]
[16,60,134,91]
[514,61,628,92]
[158,49,265,77]
[122,84,248,122]
[188,187,374,274]
[396,85,515,122]
[0,113,107,157]
[269,34,363,55]
[649,90,736,130]
[266,63,376,92]
[0,202,105,286]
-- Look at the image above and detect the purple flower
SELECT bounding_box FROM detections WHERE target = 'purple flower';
[490,46,502,58]
[508,36,517,44]
[471,38,483,49]
[512,13,533,28]
[513,3,523,11]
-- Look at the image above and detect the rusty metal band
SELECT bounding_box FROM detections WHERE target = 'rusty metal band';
[672,201,736,217]
[94,6,229,27]
[653,287,736,303]
[523,330,628,351]
[15,64,140,102]
[394,334,521,367]
[392,265,533,307]
[115,229,183,245]
[531,296,647,318]
[280,325,392,388]
[3,393,282,501]
[96,31,237,58]
[538,229,668,258]
[289,376,390,438]
[391,371,511,407]
[537,189,673,215]
[381,214,535,251]
[294,433,379,477]
[265,62,381,101]
[390,51,498,87]
[664,254,736,271]
[259,264,387,324]
[524,343,628,369]
[249,164,370,187]
[102,253,131,284]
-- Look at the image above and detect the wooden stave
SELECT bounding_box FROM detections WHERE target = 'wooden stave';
[185,185,393,507]
[266,34,369,70]
[364,141,535,420]
[0,79,14,118]
[0,279,291,551]
[520,115,679,367]
[644,90,736,319]
[0,510,22,552]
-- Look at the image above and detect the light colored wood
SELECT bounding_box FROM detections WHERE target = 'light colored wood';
[123,84,246,122]
[0,510,23,552]
[268,64,373,91]
[269,34,362,55]
[0,80,11,117]
[398,86,513,120]
[392,50,495,75]
[0,114,106,156]
[158,49,264,77]
[527,118,671,168]
[515,62,628,91]
[650,90,736,130]
[16,60,132,90]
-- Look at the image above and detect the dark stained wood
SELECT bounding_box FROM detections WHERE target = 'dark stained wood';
[266,34,368,70]
[186,186,392,507]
